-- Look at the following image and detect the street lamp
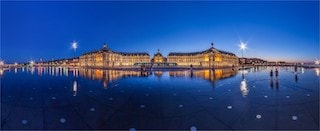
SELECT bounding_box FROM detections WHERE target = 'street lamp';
[239,42,247,58]
[239,42,247,68]
[72,41,78,58]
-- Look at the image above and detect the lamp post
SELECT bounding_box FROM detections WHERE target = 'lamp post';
[239,42,247,68]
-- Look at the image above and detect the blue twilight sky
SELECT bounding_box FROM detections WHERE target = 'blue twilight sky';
[1,1,319,63]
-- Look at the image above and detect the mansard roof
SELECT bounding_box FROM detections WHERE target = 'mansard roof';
[81,44,149,56]
[154,49,163,57]
[117,52,149,56]
[154,52,163,57]
[168,47,236,56]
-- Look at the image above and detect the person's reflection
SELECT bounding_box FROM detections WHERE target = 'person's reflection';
[269,69,274,89]
[190,70,193,78]
[293,65,298,82]
[103,80,108,89]
[73,80,77,96]
[242,71,245,80]
[295,73,298,82]
[276,78,279,90]
[270,78,274,89]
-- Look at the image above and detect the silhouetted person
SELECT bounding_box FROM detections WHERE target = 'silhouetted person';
[270,70,273,77]
[294,65,298,72]
[275,68,279,77]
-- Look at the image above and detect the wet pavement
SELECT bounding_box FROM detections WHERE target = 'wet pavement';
[1,67,319,130]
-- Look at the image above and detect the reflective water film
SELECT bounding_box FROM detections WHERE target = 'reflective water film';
[1,67,319,130]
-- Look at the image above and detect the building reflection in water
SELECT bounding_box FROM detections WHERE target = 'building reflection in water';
[73,80,77,96]
[248,66,268,73]
[78,68,150,89]
[154,71,163,77]
[72,68,79,77]
[0,69,3,76]
[168,69,238,84]
[40,68,238,86]
[27,67,150,89]
[33,67,78,77]
[315,68,320,76]
[30,67,35,75]
[4,66,237,96]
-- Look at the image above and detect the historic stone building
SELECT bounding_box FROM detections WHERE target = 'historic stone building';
[79,44,150,68]
[167,43,239,68]
[150,49,177,66]
[152,49,165,63]
[60,43,239,68]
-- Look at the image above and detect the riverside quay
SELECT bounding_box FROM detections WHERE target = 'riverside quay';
[38,43,239,68]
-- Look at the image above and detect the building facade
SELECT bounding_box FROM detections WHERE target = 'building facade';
[167,43,239,68]
[40,43,239,68]
[152,49,165,63]
[239,58,268,66]
[79,44,150,68]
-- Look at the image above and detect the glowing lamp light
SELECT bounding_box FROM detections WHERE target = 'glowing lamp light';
[315,68,320,76]
[315,59,320,65]
[73,80,78,96]
[72,41,78,58]
[240,79,249,97]
[239,42,247,51]
[238,41,248,63]
[72,41,78,50]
